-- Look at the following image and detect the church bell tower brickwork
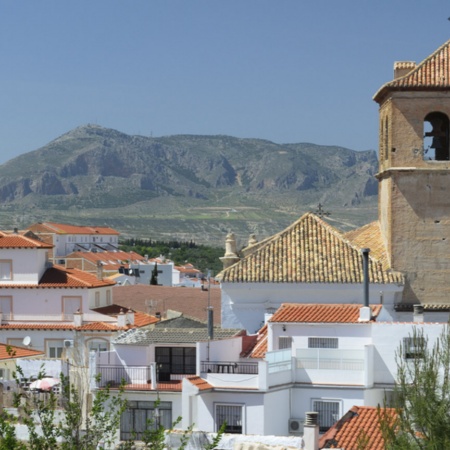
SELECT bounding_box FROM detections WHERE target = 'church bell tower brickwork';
[374,40,450,305]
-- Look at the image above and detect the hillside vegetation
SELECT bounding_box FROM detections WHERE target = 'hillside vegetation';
[0,124,378,245]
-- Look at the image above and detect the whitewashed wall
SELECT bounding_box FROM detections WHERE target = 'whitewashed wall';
[221,282,403,332]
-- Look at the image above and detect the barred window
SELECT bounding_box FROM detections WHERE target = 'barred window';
[308,337,338,349]
[216,404,243,434]
[312,400,340,432]
[279,336,292,350]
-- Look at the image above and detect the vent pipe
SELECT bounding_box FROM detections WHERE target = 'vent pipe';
[361,248,370,307]
[303,412,319,450]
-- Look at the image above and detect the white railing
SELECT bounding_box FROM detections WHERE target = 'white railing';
[296,348,365,371]
[266,349,292,374]
[2,314,70,322]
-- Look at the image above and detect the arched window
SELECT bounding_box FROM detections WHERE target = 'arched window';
[424,112,450,160]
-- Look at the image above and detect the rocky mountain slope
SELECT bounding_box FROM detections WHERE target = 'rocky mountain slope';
[0,125,379,245]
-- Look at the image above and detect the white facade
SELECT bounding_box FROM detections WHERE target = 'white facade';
[220,282,403,332]
[127,261,180,286]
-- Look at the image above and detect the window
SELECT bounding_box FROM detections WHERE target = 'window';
[216,404,243,433]
[424,112,450,160]
[47,340,64,358]
[106,290,111,306]
[279,336,292,350]
[155,347,196,381]
[312,400,341,432]
[0,296,12,320]
[0,261,12,281]
[403,336,425,359]
[63,296,81,318]
[88,339,108,352]
[95,292,100,307]
[308,337,338,349]
[120,401,172,440]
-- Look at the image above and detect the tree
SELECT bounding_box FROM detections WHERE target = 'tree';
[150,263,158,285]
[380,327,450,449]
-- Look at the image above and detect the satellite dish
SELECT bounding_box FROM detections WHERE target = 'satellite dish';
[22,336,31,347]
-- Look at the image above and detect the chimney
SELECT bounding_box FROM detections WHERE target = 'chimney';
[361,248,370,307]
[117,308,126,328]
[126,308,135,326]
[219,232,240,269]
[73,309,83,327]
[155,312,161,320]
[13,228,18,234]
[394,61,416,79]
[303,412,319,450]
[96,261,104,280]
[413,304,424,323]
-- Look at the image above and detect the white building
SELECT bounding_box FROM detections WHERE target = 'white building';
[0,230,156,367]
[27,222,120,259]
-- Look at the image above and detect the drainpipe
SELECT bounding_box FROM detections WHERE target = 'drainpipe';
[361,248,370,307]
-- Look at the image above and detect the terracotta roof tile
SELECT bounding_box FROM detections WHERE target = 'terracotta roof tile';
[344,221,390,270]
[38,266,116,288]
[0,232,53,249]
[218,213,403,284]
[186,376,214,391]
[28,222,119,235]
[65,250,146,271]
[0,343,44,359]
[374,39,450,102]
[319,406,397,450]
[246,324,268,359]
[112,285,222,324]
[270,303,382,324]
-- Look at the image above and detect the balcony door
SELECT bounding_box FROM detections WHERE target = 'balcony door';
[155,347,196,381]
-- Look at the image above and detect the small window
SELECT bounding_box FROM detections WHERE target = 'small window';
[312,400,341,432]
[47,340,64,358]
[279,336,292,350]
[0,261,12,281]
[308,337,338,349]
[403,336,425,359]
[424,112,450,160]
[216,404,243,434]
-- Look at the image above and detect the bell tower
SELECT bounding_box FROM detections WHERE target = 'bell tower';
[374,40,450,305]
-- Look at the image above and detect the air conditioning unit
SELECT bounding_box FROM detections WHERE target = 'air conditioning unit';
[64,339,74,348]
[288,418,304,434]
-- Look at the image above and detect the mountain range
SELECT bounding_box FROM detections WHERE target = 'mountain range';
[0,124,378,246]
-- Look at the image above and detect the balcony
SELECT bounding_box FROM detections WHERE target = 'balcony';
[295,348,368,385]
[200,361,258,375]
[96,365,152,389]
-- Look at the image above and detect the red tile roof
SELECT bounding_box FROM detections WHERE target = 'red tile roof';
[270,303,382,324]
[112,284,222,324]
[65,250,146,271]
[38,266,116,288]
[28,222,120,235]
[319,406,397,450]
[0,232,53,249]
[0,343,44,360]
[374,39,450,102]
[186,376,214,391]
[218,213,403,284]
[245,324,268,359]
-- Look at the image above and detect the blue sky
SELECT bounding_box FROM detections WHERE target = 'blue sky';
[1,1,450,164]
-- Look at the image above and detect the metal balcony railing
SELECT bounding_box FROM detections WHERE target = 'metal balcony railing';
[201,361,258,375]
[96,365,152,388]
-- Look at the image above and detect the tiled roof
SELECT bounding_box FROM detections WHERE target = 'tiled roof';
[245,324,268,359]
[0,343,44,360]
[186,376,214,391]
[218,213,403,284]
[65,250,146,270]
[113,326,244,345]
[112,284,222,324]
[270,303,382,324]
[38,266,116,288]
[0,232,53,249]
[319,406,396,450]
[28,222,120,235]
[344,221,390,270]
[374,39,450,102]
